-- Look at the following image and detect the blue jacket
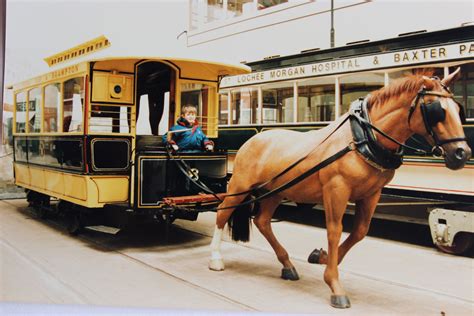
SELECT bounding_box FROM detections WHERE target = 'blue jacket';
[162,118,213,152]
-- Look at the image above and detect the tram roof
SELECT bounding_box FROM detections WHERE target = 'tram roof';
[9,55,251,91]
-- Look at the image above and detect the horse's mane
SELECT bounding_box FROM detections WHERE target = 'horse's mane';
[369,70,434,107]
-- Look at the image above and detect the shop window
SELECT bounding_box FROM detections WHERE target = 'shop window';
[340,73,385,114]
[261,83,294,124]
[297,78,335,122]
[44,83,61,133]
[230,87,258,125]
[258,0,288,10]
[15,92,26,133]
[28,88,42,133]
[63,77,85,132]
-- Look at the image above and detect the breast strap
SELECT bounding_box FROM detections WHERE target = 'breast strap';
[349,97,403,170]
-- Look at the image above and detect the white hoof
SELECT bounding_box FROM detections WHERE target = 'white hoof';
[209,259,225,271]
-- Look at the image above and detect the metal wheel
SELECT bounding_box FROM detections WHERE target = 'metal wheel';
[436,233,474,255]
[67,213,83,236]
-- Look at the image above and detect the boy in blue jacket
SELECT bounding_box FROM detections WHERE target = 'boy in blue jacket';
[163,104,214,152]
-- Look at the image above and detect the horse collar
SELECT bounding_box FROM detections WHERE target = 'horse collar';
[349,96,403,170]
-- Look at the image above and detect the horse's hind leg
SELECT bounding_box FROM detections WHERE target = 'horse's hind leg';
[253,196,299,280]
[209,194,247,271]
[313,190,381,265]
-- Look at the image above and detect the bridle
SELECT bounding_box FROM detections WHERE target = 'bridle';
[407,77,467,157]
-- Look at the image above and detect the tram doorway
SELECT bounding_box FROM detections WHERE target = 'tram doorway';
[136,61,176,136]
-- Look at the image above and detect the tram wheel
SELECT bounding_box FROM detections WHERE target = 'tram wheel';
[436,233,474,255]
[67,213,83,236]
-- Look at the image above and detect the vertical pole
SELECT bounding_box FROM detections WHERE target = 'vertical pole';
[330,0,335,48]
[257,86,262,124]
[335,77,340,118]
[293,81,297,123]
[0,0,5,144]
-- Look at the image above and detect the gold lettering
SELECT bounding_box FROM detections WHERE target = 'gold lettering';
[394,53,400,62]
[459,43,474,55]
[439,48,446,58]
[430,49,437,58]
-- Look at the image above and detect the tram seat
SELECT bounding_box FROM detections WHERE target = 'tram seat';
[136,135,166,152]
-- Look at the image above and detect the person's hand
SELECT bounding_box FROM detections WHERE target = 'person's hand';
[205,144,214,151]
[172,144,179,152]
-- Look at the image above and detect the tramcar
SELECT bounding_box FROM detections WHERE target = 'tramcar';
[10,36,250,234]
[216,25,474,253]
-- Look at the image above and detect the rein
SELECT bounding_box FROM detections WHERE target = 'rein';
[167,82,467,212]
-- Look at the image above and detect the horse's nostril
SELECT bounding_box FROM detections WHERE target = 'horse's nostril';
[455,148,466,160]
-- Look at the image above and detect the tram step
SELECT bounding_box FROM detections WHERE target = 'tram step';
[84,225,121,234]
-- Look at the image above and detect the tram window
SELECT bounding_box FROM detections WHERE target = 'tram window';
[388,67,444,82]
[297,79,335,122]
[44,83,61,133]
[15,92,26,133]
[340,73,385,114]
[450,63,474,119]
[28,88,42,133]
[89,105,131,134]
[230,87,258,125]
[63,77,85,132]
[261,83,294,124]
[181,83,216,134]
[219,92,229,125]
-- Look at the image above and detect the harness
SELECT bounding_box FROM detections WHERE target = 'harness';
[349,97,403,170]
[168,80,467,211]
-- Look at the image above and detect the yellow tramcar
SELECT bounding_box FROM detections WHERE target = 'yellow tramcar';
[10,36,250,233]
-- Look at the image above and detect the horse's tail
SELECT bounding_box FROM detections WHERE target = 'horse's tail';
[228,196,259,242]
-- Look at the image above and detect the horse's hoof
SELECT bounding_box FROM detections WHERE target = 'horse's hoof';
[208,259,225,271]
[281,267,299,281]
[330,295,351,309]
[307,248,325,264]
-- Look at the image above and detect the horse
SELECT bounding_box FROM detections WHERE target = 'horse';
[207,68,471,308]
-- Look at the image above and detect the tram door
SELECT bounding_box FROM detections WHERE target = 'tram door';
[135,61,178,207]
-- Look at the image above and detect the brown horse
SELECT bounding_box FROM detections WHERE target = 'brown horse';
[208,69,471,308]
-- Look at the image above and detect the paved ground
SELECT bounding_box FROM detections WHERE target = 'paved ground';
[1,199,473,315]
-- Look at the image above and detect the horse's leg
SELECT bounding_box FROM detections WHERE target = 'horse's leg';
[313,190,381,265]
[337,190,381,263]
[209,194,247,271]
[323,186,351,308]
[253,196,299,280]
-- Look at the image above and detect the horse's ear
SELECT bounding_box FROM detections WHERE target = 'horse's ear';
[441,67,461,87]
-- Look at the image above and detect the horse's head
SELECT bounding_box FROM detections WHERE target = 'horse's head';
[408,68,471,170]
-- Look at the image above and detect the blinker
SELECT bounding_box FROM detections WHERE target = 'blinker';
[422,99,445,126]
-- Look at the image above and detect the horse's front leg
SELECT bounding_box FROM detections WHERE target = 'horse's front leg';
[311,190,381,265]
[337,190,381,263]
[209,196,246,271]
[323,185,351,308]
